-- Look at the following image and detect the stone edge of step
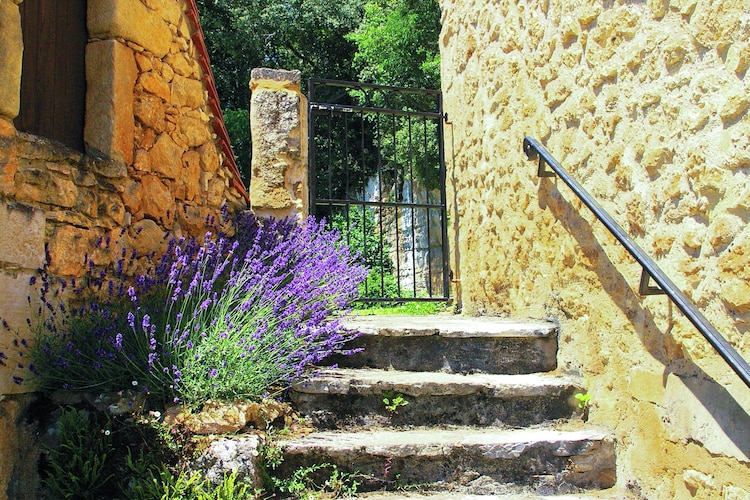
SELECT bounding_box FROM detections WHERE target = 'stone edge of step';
[293,369,584,397]
[280,424,613,457]
[341,316,558,339]
[349,492,633,500]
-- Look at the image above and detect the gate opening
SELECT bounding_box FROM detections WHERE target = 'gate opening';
[308,79,450,303]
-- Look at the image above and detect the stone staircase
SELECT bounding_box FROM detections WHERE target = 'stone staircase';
[279,316,621,498]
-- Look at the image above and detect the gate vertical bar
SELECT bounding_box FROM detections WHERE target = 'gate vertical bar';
[438,93,450,299]
[307,78,450,302]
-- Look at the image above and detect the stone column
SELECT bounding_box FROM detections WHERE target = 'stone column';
[0,0,23,134]
[84,39,138,164]
[249,68,308,220]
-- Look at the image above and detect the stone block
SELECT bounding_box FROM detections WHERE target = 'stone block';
[0,395,41,497]
[178,115,211,147]
[47,225,95,277]
[84,40,138,164]
[130,218,168,257]
[250,67,301,90]
[726,42,750,76]
[139,71,171,102]
[190,435,263,487]
[135,93,166,130]
[181,150,201,201]
[199,141,220,173]
[171,74,204,108]
[722,278,750,313]
[0,272,40,394]
[720,90,750,123]
[177,204,210,236]
[14,168,78,209]
[690,1,743,48]
[139,174,174,223]
[0,202,45,269]
[0,0,22,119]
[142,0,182,26]
[628,367,666,406]
[88,0,172,58]
[165,53,193,77]
[149,133,184,179]
[121,178,142,215]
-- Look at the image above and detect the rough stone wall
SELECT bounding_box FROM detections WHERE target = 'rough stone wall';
[0,0,246,391]
[0,1,248,496]
[440,0,750,497]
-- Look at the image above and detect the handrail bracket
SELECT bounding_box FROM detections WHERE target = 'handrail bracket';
[639,270,665,296]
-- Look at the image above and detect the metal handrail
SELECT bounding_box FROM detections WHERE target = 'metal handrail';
[523,136,750,389]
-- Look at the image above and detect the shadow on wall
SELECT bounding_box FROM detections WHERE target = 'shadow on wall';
[538,176,750,462]
[445,121,462,310]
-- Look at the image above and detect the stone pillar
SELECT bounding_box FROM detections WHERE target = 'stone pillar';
[84,39,138,164]
[0,0,23,130]
[249,68,308,220]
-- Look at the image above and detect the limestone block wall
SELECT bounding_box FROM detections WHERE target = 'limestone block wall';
[0,1,249,496]
[440,0,750,497]
[0,0,247,391]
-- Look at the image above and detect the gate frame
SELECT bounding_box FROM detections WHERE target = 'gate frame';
[307,78,451,303]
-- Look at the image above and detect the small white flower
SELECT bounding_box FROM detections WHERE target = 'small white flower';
[131,380,138,386]
[101,429,111,436]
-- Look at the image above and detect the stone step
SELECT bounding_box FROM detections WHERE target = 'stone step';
[352,490,633,499]
[355,490,642,500]
[292,368,584,428]
[329,316,558,374]
[279,425,616,494]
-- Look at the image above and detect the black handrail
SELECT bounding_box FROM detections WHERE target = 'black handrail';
[523,136,750,389]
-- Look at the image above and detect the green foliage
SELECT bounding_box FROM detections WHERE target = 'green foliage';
[347,0,441,88]
[356,301,451,316]
[29,215,365,410]
[269,463,360,499]
[575,392,591,409]
[195,0,441,197]
[260,431,360,499]
[42,407,115,499]
[223,108,251,183]
[196,0,366,108]
[574,392,591,408]
[127,465,254,500]
[329,205,401,301]
[42,407,253,500]
[382,393,409,414]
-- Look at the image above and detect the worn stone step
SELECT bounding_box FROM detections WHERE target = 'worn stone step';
[352,490,633,499]
[329,316,558,374]
[292,368,584,428]
[279,425,616,494]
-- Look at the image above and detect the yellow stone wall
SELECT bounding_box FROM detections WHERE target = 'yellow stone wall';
[0,1,247,495]
[440,0,750,497]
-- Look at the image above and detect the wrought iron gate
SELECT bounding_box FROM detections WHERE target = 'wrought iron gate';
[308,79,450,302]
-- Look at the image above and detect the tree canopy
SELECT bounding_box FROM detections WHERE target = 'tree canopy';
[195,0,441,179]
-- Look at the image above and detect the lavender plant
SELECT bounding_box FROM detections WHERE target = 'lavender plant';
[18,212,367,408]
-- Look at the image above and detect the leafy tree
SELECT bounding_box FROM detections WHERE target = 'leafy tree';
[196,0,365,108]
[347,0,441,89]
[196,0,367,179]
